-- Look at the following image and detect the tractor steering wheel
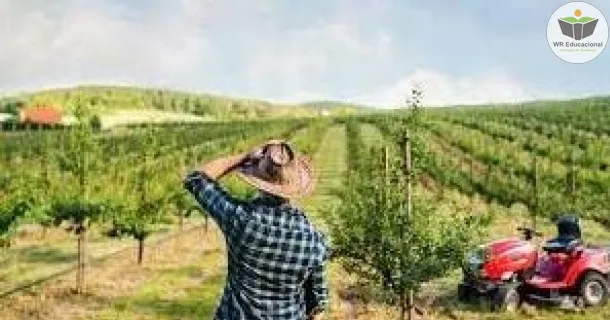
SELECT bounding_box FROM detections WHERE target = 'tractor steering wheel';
[517,227,542,241]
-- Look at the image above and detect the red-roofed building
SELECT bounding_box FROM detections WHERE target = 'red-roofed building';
[19,105,63,125]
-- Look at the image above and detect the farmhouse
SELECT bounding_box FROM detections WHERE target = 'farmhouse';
[18,105,63,125]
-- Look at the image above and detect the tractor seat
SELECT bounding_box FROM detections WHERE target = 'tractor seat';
[543,215,582,254]
[543,237,582,253]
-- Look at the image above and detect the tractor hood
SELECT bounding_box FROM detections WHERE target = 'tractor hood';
[488,237,527,257]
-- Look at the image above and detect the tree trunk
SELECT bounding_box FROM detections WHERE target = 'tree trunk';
[179,214,184,230]
[137,237,145,265]
[41,226,48,240]
[76,227,86,294]
[400,292,406,320]
[408,289,414,320]
[401,132,413,320]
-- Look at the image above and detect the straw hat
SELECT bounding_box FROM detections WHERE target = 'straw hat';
[236,140,315,199]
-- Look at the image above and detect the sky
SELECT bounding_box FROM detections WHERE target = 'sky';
[0,0,609,107]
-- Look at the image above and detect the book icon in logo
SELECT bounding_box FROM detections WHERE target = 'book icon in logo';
[558,9,598,40]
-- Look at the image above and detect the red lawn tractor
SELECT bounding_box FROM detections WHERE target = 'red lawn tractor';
[458,215,610,311]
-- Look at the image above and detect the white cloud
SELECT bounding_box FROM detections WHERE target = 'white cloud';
[1,1,595,105]
[355,69,562,107]
[246,17,393,101]
[246,42,328,91]
[0,0,210,92]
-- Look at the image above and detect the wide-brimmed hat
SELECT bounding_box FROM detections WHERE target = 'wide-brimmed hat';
[236,140,315,199]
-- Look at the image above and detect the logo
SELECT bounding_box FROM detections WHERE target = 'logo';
[558,9,598,40]
[547,2,608,63]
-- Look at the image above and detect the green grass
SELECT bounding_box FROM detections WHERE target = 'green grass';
[5,120,610,320]
[418,199,610,320]
[95,249,225,320]
[358,122,385,146]
[299,125,348,229]
[0,219,202,294]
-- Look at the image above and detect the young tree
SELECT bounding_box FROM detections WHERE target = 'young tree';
[48,103,108,294]
[0,196,33,247]
[330,143,487,319]
[167,181,199,231]
[106,125,170,265]
[329,88,488,319]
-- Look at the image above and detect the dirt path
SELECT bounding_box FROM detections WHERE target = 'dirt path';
[299,125,347,230]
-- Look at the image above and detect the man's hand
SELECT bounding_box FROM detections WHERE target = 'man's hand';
[244,140,285,162]
[188,139,286,181]
[197,153,248,180]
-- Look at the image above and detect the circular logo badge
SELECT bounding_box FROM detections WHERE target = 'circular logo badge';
[547,1,608,63]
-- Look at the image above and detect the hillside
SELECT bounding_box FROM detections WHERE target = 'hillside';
[299,100,373,113]
[1,85,356,121]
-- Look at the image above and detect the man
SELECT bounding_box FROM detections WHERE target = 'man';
[184,140,329,320]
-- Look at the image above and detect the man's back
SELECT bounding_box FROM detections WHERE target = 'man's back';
[185,172,328,320]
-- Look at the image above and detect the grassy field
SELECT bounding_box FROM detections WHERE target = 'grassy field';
[316,123,610,320]
[0,220,202,295]
[2,100,610,320]
[0,224,221,319]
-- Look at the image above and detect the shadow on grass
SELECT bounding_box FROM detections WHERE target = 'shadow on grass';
[0,246,76,267]
[112,273,224,319]
[431,287,596,320]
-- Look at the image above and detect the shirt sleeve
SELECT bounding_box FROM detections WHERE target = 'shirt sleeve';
[183,171,248,233]
[307,240,330,315]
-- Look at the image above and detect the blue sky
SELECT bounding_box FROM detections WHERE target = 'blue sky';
[0,0,608,107]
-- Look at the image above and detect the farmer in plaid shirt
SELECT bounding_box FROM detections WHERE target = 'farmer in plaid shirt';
[184,140,329,320]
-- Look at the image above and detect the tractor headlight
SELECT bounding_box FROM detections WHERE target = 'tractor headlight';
[464,245,488,278]
[467,245,489,264]
[500,271,514,281]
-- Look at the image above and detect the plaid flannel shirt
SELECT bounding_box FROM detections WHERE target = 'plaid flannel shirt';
[184,171,329,320]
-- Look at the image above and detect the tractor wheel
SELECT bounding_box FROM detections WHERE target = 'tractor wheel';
[457,283,472,302]
[579,272,609,307]
[491,285,521,313]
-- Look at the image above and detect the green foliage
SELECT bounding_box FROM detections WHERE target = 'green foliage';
[0,99,24,115]
[106,197,169,240]
[286,119,332,157]
[166,186,199,222]
[329,144,487,299]
[334,101,488,305]
[7,85,344,120]
[105,125,170,241]
[46,103,107,235]
[46,197,108,233]
[0,196,35,245]
[89,114,102,131]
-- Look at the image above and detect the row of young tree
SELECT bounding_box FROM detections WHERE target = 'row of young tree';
[439,114,610,171]
[416,120,610,230]
[329,92,609,318]
[328,93,488,320]
[0,105,310,294]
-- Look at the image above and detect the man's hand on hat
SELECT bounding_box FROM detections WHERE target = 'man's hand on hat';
[241,146,264,165]
[241,140,286,163]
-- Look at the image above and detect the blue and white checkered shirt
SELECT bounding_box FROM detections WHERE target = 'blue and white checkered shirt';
[184,171,329,320]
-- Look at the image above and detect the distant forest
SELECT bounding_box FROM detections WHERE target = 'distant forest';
[0,86,364,120]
